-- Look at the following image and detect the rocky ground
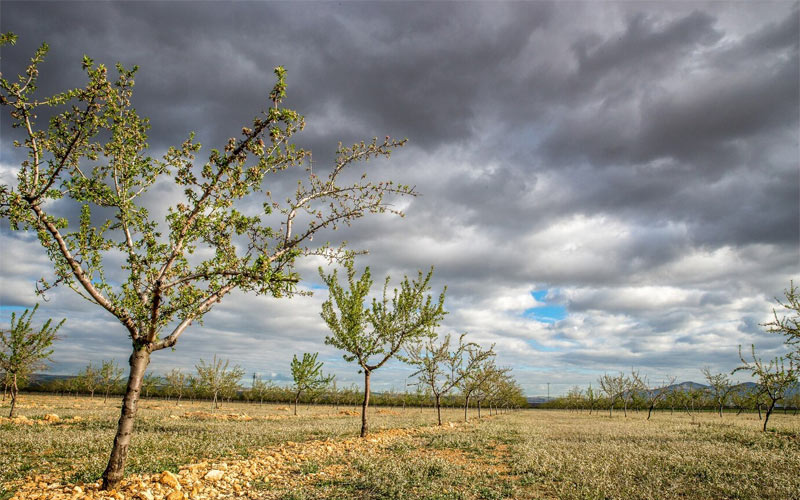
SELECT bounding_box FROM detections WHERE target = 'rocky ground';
[3,421,469,500]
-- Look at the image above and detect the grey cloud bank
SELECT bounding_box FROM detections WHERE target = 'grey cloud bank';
[0,1,797,396]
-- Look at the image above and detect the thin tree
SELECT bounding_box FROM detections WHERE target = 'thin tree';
[0,304,63,417]
[586,384,597,415]
[99,360,124,403]
[164,368,187,405]
[459,354,497,422]
[0,34,415,489]
[633,373,677,420]
[598,372,628,417]
[474,366,511,419]
[290,352,334,415]
[219,370,242,405]
[249,375,273,405]
[195,355,245,409]
[734,345,798,431]
[404,333,491,425]
[701,367,734,418]
[78,363,101,398]
[140,373,160,399]
[320,260,446,437]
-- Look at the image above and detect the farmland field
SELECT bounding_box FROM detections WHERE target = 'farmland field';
[2,394,799,499]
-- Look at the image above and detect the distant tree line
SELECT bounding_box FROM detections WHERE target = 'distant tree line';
[17,355,527,414]
[542,282,800,431]
[541,371,800,418]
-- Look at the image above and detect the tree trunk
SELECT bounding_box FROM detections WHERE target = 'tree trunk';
[8,373,19,418]
[435,393,442,426]
[294,393,300,416]
[647,403,655,420]
[360,370,371,438]
[763,401,775,432]
[757,402,762,420]
[101,346,150,490]
[464,393,470,422]
[718,402,723,418]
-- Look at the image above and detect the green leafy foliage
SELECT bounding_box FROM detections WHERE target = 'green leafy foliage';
[0,304,63,416]
[290,352,334,415]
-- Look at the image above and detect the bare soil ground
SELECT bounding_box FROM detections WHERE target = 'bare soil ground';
[2,395,799,499]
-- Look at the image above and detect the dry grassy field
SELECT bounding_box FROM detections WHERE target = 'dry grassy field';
[2,394,799,499]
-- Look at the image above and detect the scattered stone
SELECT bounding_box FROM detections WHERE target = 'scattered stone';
[159,470,180,489]
[165,490,184,500]
[204,469,224,482]
[137,489,154,500]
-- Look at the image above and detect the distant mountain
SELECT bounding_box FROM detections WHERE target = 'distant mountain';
[669,381,708,392]
[25,373,75,387]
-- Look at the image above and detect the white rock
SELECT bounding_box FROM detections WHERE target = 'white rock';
[204,469,225,482]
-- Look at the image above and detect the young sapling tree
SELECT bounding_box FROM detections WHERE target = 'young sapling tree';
[164,368,187,405]
[195,355,245,409]
[734,345,797,431]
[0,304,63,417]
[633,373,677,420]
[320,260,446,437]
[78,363,100,398]
[458,354,497,422]
[405,333,493,425]
[701,367,734,417]
[99,360,124,403]
[290,352,334,415]
[599,372,628,417]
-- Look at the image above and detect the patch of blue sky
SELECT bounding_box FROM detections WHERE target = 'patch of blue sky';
[524,289,567,323]
[0,305,30,321]
[0,305,30,312]
[531,290,548,302]
[527,339,561,353]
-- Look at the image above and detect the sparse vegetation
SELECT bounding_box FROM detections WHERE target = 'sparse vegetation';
[1,394,798,499]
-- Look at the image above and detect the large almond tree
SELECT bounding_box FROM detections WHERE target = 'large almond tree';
[0,34,415,489]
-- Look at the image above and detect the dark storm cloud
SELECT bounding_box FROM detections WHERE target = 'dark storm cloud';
[1,1,798,394]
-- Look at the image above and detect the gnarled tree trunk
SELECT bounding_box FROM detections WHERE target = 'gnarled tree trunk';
[102,346,150,490]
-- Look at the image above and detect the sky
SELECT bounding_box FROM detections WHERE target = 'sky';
[0,1,798,396]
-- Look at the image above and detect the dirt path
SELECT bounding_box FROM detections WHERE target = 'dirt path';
[3,422,470,500]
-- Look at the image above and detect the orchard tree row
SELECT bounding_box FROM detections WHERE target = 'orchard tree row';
[13,354,526,419]
[542,283,799,431]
